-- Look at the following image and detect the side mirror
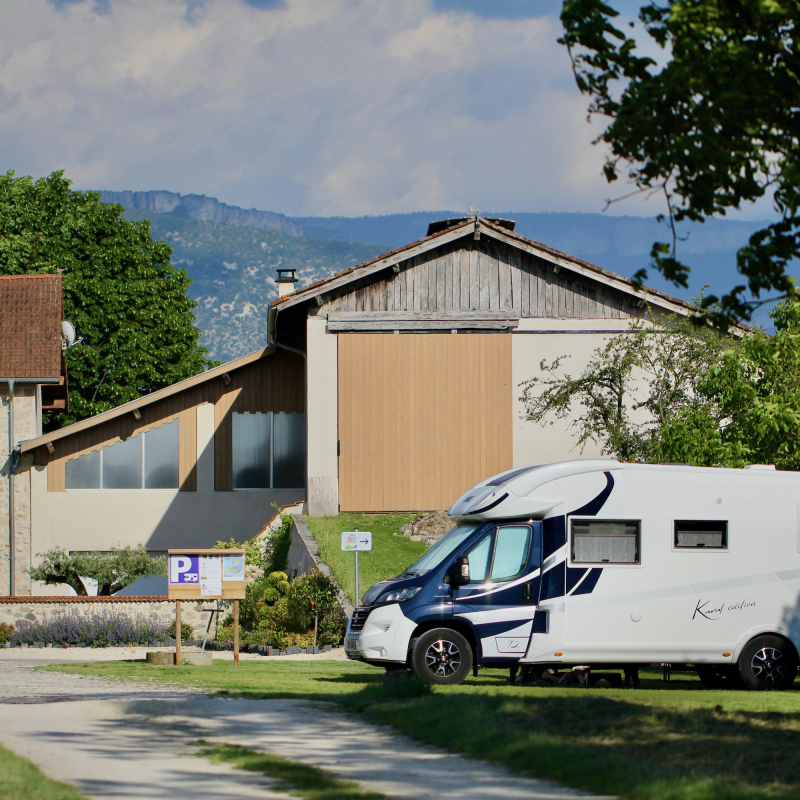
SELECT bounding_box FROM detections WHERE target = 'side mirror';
[450,555,470,588]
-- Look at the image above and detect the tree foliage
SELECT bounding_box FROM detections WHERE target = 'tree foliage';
[520,311,732,462]
[522,301,800,469]
[559,0,800,325]
[29,544,166,596]
[0,170,217,427]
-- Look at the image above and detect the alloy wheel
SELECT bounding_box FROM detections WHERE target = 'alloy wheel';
[751,646,788,685]
[424,638,462,678]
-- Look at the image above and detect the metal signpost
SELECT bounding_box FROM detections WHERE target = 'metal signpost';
[167,548,246,666]
[341,527,372,604]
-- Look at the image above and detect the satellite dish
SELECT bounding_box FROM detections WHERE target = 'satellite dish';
[61,320,76,347]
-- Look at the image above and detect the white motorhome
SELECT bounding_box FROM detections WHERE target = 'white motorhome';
[345,460,800,689]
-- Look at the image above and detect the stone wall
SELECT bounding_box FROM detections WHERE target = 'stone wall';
[0,385,37,597]
[0,596,216,639]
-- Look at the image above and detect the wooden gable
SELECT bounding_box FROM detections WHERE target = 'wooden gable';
[317,235,644,321]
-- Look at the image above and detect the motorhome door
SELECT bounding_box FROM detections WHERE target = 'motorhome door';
[452,522,543,661]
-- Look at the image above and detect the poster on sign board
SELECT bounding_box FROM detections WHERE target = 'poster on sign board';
[200,555,223,597]
[223,555,245,581]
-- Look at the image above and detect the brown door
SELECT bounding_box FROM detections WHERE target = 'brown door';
[338,333,512,511]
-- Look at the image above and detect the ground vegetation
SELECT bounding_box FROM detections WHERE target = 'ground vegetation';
[52,660,800,800]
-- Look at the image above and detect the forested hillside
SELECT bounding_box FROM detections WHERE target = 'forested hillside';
[123,209,385,362]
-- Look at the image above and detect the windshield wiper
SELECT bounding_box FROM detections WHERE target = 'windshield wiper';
[403,570,418,577]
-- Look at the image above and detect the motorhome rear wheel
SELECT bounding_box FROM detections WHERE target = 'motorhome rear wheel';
[736,635,798,691]
[411,628,473,685]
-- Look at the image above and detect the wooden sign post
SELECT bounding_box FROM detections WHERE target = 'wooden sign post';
[167,548,246,666]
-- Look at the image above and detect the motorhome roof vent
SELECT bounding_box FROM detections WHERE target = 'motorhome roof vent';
[743,464,776,470]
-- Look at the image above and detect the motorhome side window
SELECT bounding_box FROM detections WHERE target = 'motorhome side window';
[571,520,640,565]
[674,520,727,549]
[465,526,532,583]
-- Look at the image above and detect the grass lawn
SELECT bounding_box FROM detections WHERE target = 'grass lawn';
[0,743,85,800]
[305,513,425,604]
[46,659,800,800]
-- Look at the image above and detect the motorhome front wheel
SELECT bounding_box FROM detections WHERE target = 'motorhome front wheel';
[737,635,798,691]
[411,628,473,685]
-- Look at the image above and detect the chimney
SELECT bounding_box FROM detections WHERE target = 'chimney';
[277,269,298,298]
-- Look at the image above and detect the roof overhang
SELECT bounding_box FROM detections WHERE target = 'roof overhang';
[271,216,704,321]
[19,346,277,453]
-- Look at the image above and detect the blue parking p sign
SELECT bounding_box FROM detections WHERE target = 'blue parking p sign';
[169,555,199,584]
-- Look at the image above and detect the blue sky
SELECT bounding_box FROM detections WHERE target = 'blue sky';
[0,0,774,221]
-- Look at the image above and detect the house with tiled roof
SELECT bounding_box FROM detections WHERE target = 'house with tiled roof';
[0,274,68,595]
[10,216,718,596]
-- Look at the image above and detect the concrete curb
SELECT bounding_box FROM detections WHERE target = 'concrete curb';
[289,515,354,618]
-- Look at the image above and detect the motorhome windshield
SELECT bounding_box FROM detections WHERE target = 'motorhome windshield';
[402,525,479,575]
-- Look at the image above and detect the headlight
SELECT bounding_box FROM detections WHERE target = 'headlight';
[379,586,421,603]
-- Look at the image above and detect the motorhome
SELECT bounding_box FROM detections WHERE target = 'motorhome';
[344,459,800,689]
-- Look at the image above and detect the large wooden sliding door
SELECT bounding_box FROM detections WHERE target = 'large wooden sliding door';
[338,333,512,511]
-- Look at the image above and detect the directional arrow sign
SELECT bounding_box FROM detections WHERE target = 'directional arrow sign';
[341,531,372,552]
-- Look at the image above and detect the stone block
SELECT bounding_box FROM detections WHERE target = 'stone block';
[306,646,320,654]
[33,641,44,648]
[146,652,174,666]
[324,645,332,652]
[180,652,213,667]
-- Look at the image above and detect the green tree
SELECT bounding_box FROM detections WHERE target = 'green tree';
[0,170,216,427]
[520,311,732,462]
[522,300,800,469]
[559,0,800,326]
[29,544,166,596]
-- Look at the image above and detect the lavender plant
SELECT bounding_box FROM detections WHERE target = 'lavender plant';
[11,608,169,647]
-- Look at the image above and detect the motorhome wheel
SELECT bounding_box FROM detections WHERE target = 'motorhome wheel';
[737,635,798,691]
[411,628,472,685]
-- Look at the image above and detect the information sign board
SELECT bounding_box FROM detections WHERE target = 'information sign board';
[341,531,372,551]
[167,549,246,600]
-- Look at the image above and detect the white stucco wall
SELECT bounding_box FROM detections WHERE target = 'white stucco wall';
[306,314,339,516]
[512,319,640,468]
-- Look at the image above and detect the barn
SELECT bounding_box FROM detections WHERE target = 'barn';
[11,214,694,595]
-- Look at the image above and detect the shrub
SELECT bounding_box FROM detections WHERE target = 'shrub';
[167,620,194,640]
[11,608,169,647]
[0,622,14,645]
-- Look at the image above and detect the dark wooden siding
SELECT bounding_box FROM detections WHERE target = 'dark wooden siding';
[318,238,641,320]
[44,350,305,493]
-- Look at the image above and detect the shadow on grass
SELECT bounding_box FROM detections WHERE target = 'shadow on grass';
[197,741,389,800]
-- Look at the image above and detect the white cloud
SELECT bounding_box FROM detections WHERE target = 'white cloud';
[0,0,775,220]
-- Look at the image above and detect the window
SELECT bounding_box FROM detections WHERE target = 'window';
[232,412,305,489]
[491,526,532,581]
[675,520,727,549]
[466,534,492,582]
[65,420,179,490]
[465,525,532,583]
[571,520,640,564]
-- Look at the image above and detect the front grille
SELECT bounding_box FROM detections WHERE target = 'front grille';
[349,607,371,632]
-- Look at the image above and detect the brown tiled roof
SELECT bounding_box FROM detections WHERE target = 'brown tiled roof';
[0,274,63,380]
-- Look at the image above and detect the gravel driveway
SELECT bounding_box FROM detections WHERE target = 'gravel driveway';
[0,650,603,800]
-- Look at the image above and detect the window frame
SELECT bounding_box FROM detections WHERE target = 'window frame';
[672,519,729,552]
[463,524,533,585]
[569,518,642,567]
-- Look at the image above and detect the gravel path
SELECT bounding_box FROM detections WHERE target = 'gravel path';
[0,652,604,800]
